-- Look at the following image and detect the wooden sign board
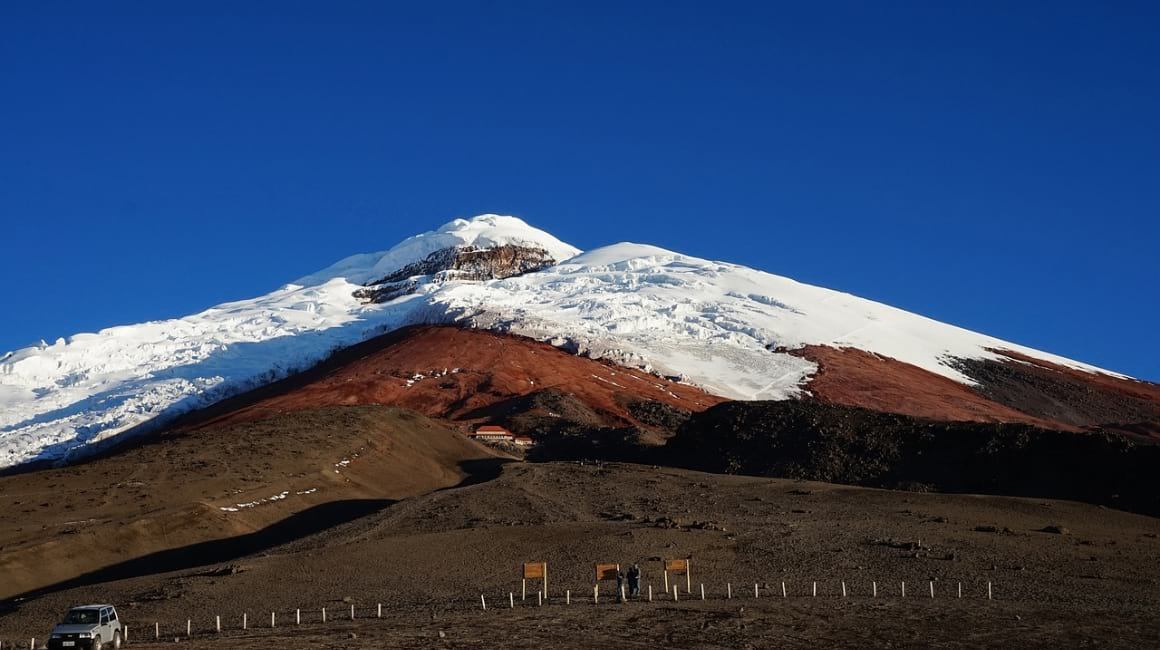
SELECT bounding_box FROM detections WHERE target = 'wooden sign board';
[595,563,620,581]
[523,562,547,579]
[664,559,689,573]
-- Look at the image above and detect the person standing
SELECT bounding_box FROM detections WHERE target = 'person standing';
[627,564,642,597]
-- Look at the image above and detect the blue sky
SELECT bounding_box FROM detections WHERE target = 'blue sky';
[1,2,1157,380]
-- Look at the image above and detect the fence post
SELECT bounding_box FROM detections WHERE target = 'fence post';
[538,591,543,607]
[754,583,759,598]
[700,584,705,600]
[930,581,935,599]
[272,611,276,627]
[243,613,248,630]
[567,589,571,605]
[812,581,817,597]
[957,582,962,599]
[781,581,787,598]
[216,615,221,633]
[672,585,678,602]
[480,595,487,611]
[648,585,653,602]
[154,622,159,640]
[842,581,847,598]
[988,582,993,600]
[377,603,382,618]
[510,592,514,609]
[727,583,732,599]
[901,582,906,598]
[186,620,191,638]
[322,607,326,623]
[873,581,877,598]
[594,585,599,604]
[296,609,301,625]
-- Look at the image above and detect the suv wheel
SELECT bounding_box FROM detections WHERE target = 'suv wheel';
[92,635,103,650]
[112,629,123,648]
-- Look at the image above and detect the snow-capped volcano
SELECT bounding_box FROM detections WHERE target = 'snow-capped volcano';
[0,214,1135,468]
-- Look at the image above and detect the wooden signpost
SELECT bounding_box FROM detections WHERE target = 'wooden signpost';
[595,562,620,598]
[523,562,549,600]
[663,558,691,594]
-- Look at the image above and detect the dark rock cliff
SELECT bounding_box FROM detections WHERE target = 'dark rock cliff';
[354,244,559,303]
[663,400,1160,516]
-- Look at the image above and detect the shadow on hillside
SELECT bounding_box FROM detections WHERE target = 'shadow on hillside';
[3,499,395,607]
[450,457,513,488]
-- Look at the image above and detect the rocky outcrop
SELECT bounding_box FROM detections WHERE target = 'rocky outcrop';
[354,245,560,303]
[664,399,1160,516]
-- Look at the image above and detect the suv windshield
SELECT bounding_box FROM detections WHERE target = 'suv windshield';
[63,610,99,625]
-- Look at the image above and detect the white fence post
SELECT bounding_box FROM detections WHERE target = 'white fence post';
[700,584,705,600]
[296,608,301,625]
[841,581,847,598]
[216,615,221,633]
[872,581,877,597]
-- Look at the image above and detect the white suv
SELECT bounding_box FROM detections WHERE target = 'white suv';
[48,604,123,650]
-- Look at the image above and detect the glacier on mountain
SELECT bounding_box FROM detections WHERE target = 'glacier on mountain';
[0,214,1117,468]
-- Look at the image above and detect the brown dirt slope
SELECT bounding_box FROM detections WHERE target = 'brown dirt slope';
[0,406,508,599]
[2,462,1158,648]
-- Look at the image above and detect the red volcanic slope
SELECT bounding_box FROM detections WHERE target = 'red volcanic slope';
[795,345,1160,438]
[176,325,1158,440]
[185,326,725,431]
[794,346,1069,428]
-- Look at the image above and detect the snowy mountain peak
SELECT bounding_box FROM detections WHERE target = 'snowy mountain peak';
[0,214,1130,469]
[295,214,581,287]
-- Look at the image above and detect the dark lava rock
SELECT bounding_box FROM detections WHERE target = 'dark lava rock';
[663,400,1160,516]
